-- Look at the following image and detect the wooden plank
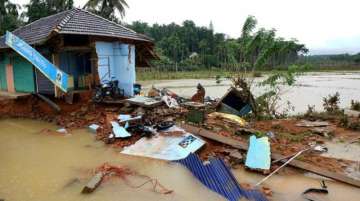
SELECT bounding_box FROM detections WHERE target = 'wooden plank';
[181,124,360,188]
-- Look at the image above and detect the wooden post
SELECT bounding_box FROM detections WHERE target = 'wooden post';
[6,64,15,93]
[52,53,61,98]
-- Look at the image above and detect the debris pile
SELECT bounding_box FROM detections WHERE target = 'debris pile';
[2,83,360,200]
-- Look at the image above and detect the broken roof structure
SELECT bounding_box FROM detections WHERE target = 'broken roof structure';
[0,8,157,95]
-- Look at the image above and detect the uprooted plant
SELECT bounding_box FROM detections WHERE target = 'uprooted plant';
[231,65,308,119]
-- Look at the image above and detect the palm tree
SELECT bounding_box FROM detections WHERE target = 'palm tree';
[83,0,128,20]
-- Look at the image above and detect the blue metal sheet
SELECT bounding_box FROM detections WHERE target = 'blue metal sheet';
[239,104,252,116]
[5,31,69,92]
[245,136,271,170]
[176,153,268,201]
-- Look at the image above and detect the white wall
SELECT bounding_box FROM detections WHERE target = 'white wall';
[95,41,136,97]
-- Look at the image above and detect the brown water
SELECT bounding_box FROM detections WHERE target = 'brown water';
[140,71,360,114]
[1,119,360,201]
[0,119,224,201]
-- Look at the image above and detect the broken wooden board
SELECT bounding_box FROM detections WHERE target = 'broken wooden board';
[82,172,104,194]
[181,123,360,188]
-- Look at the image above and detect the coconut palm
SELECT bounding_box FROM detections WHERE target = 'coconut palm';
[83,0,128,20]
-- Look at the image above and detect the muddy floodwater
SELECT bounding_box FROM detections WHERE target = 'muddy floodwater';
[141,71,360,114]
[1,119,360,201]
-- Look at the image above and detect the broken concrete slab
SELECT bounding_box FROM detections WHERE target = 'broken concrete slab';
[311,127,334,138]
[126,96,163,108]
[296,120,330,127]
[81,172,104,194]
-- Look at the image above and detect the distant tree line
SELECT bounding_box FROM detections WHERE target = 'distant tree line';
[297,53,360,69]
[127,17,309,70]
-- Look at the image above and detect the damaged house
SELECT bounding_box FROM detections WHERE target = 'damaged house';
[0,8,156,97]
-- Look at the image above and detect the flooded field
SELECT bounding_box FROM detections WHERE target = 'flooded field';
[1,119,360,201]
[141,71,360,114]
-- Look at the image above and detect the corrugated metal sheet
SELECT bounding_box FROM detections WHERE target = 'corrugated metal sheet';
[35,69,54,95]
[176,153,268,201]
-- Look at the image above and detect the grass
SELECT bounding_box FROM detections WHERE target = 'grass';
[276,131,312,142]
[137,70,236,81]
[137,67,360,81]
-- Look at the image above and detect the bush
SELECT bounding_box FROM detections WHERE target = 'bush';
[350,100,360,111]
[252,71,263,77]
[323,92,340,113]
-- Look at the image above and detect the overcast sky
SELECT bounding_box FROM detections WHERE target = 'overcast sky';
[13,0,360,55]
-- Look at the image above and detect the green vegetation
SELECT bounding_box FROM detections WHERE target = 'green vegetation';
[351,100,360,111]
[0,0,127,33]
[1,0,360,72]
[323,92,340,113]
[298,54,360,69]
[24,0,74,23]
[127,16,308,70]
[0,0,22,35]
[83,0,128,22]
[276,131,311,142]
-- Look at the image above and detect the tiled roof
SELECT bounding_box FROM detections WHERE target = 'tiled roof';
[0,8,152,49]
